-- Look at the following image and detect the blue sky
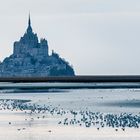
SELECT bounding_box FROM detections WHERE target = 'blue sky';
[0,0,140,75]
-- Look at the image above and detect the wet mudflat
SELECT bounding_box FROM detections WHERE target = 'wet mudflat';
[0,84,140,140]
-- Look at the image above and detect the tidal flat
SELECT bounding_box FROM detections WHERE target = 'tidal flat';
[0,83,140,140]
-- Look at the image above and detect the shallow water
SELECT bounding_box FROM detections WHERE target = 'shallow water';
[0,87,140,113]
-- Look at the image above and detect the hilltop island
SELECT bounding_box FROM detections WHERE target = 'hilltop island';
[0,15,75,77]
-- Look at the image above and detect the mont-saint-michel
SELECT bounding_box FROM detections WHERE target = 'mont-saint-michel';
[0,15,75,77]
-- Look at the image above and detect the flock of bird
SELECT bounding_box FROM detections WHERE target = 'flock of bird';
[0,99,140,131]
[60,111,140,131]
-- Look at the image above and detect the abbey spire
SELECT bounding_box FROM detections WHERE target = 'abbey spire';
[28,13,31,27]
[27,13,33,33]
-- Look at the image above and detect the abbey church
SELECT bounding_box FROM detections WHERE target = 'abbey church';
[0,15,75,77]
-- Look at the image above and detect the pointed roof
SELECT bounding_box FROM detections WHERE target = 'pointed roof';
[28,13,31,27]
[20,14,39,45]
[27,13,33,33]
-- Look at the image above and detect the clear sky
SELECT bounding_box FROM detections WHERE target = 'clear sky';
[0,0,140,75]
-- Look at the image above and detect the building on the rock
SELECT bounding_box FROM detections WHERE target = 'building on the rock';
[0,14,75,77]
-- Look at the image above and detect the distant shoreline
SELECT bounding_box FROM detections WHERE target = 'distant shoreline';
[1,75,140,83]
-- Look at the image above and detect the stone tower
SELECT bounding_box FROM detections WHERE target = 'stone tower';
[13,14,49,58]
